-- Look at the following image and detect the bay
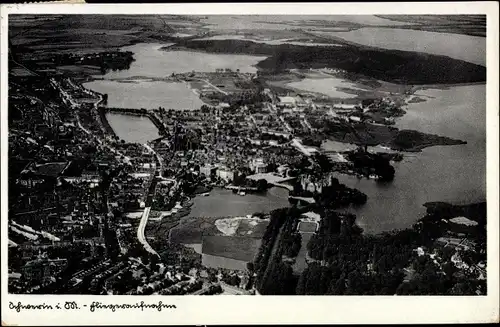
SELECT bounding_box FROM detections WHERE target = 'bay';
[335,84,486,234]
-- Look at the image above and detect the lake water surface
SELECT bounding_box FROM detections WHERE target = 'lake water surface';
[102,43,267,78]
[200,15,411,31]
[188,187,290,218]
[316,27,486,66]
[83,43,267,110]
[336,84,486,234]
[85,79,204,110]
[105,112,160,144]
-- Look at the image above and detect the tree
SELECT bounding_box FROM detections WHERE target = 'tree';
[252,212,265,219]
[256,179,268,192]
[266,162,278,173]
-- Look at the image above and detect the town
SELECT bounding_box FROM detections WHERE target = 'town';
[8,14,486,297]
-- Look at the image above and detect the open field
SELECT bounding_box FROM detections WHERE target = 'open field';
[264,69,412,101]
[292,232,314,273]
[169,216,222,244]
[169,214,269,245]
[9,15,204,65]
[202,254,248,271]
[202,235,262,262]
[10,67,36,77]
[298,222,318,233]
[214,217,269,238]
[144,213,181,238]
[33,162,69,177]
[54,65,102,78]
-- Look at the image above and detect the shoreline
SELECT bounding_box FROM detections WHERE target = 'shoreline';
[409,81,486,93]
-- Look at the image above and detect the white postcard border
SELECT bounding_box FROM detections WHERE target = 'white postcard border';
[1,2,498,325]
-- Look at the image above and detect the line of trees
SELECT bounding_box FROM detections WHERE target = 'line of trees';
[254,200,486,295]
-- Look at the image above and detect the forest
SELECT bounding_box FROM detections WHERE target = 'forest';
[290,176,368,208]
[254,207,302,295]
[346,150,396,181]
[50,51,135,74]
[172,39,486,84]
[255,200,486,295]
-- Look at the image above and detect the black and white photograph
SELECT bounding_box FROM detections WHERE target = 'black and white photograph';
[1,2,499,325]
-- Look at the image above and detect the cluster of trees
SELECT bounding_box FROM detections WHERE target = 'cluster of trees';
[152,192,176,211]
[255,207,302,295]
[232,175,268,193]
[170,129,201,151]
[291,177,367,209]
[221,273,241,287]
[392,130,427,150]
[159,280,203,295]
[205,90,267,109]
[178,171,204,196]
[396,242,485,295]
[258,259,297,295]
[300,202,486,295]
[281,232,302,258]
[347,150,395,181]
[297,212,421,294]
[259,132,291,144]
[301,135,325,147]
[391,130,465,152]
[201,284,223,295]
[312,153,334,174]
[317,182,367,207]
[52,51,135,74]
[52,51,134,74]
[254,198,487,295]
[253,208,292,285]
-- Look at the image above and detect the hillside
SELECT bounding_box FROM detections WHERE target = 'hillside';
[169,39,486,85]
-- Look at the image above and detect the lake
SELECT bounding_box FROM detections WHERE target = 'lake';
[105,112,160,144]
[84,79,204,110]
[83,43,268,110]
[315,27,486,66]
[335,84,486,234]
[101,43,267,78]
[200,15,411,31]
[187,187,290,218]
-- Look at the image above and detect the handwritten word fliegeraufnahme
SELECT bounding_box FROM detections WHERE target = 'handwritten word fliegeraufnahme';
[9,301,177,313]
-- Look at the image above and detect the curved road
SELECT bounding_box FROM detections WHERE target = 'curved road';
[137,207,160,258]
